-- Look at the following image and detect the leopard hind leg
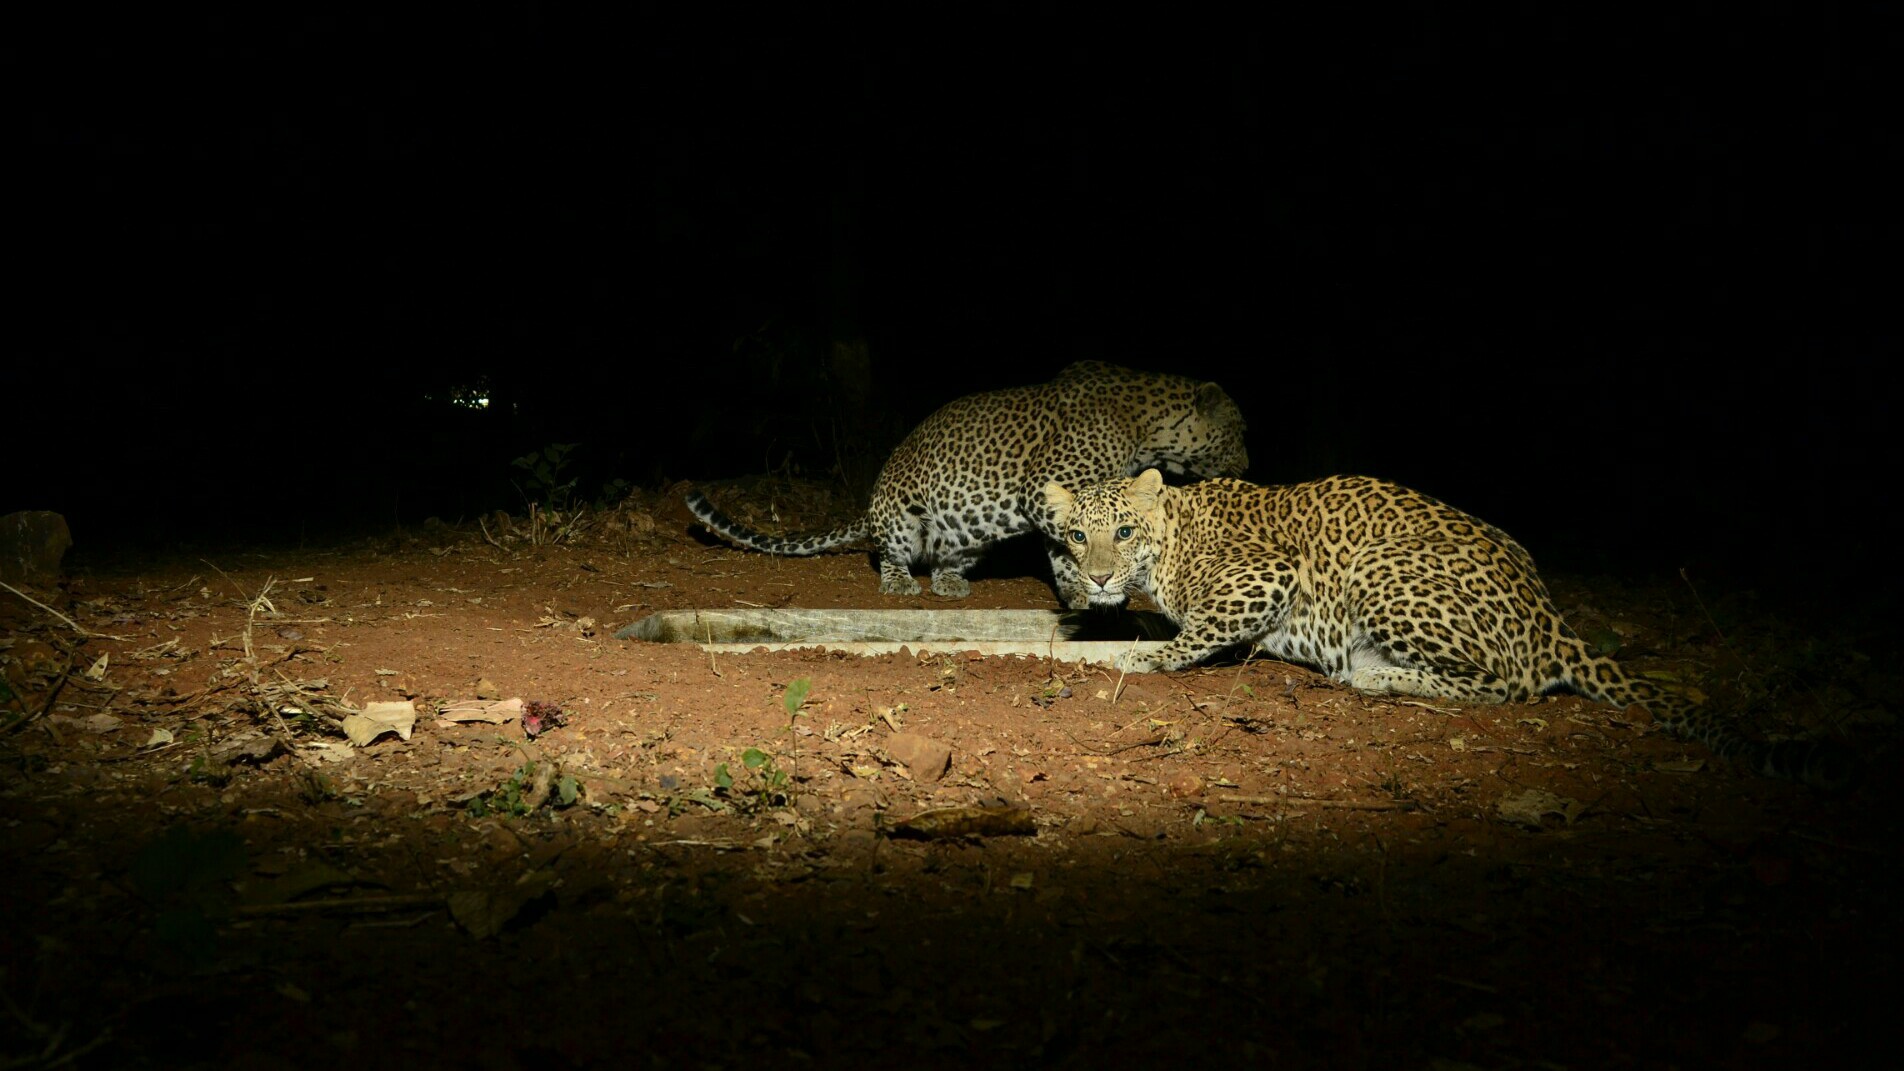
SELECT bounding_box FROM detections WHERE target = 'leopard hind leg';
[922,521,983,599]
[1339,554,1531,704]
[874,512,925,596]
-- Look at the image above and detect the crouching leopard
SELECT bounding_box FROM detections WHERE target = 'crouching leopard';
[687,361,1249,601]
[1040,469,1851,789]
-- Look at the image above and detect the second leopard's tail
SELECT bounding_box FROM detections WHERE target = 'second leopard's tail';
[685,490,870,556]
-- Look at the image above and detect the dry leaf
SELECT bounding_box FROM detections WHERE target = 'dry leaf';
[343,701,417,746]
[1496,788,1585,829]
[888,805,1036,840]
[439,697,523,724]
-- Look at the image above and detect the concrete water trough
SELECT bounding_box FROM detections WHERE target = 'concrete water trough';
[615,608,1178,665]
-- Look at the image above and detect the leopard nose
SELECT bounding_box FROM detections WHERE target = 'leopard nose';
[1090,573,1111,587]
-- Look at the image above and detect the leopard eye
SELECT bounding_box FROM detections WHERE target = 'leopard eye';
[1069,530,1086,544]
[1115,525,1134,540]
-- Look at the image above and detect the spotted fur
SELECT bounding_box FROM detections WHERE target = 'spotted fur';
[687,362,1249,600]
[1041,469,1850,789]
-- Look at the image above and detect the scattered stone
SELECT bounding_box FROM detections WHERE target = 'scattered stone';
[1166,771,1204,799]
[887,732,951,781]
[0,510,72,587]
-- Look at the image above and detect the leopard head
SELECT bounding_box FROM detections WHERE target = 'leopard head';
[1041,468,1168,607]
[1190,383,1250,478]
[1138,382,1250,479]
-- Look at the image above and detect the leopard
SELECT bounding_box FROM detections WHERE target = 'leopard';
[687,361,1249,602]
[1039,468,1852,789]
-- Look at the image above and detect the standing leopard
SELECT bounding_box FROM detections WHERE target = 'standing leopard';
[687,361,1249,601]
[1040,469,1851,789]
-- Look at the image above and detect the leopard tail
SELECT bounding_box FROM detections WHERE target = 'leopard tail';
[685,491,870,555]
[1562,654,1853,792]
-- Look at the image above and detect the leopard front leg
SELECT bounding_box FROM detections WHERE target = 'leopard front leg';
[877,558,923,596]
[928,568,973,598]
[926,544,983,599]
[1116,564,1295,673]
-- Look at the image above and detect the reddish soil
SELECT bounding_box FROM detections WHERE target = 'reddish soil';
[2,477,1896,1070]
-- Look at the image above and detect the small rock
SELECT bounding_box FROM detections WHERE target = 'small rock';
[1166,771,1205,799]
[887,733,952,781]
[0,511,72,587]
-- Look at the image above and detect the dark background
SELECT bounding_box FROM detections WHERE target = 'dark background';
[10,9,1897,618]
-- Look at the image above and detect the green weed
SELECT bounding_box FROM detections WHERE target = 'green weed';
[511,442,581,514]
[466,762,579,818]
[713,747,791,813]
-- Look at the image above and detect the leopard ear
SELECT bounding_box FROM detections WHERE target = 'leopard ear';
[1127,468,1165,510]
[1196,382,1241,422]
[1041,481,1075,516]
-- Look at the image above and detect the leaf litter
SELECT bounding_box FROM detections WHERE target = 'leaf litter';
[0,480,1893,1069]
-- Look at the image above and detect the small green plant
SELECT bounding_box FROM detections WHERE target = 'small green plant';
[186,752,230,787]
[713,747,791,813]
[467,776,527,818]
[298,769,339,804]
[1030,678,1071,708]
[707,676,812,813]
[508,443,593,545]
[511,442,581,513]
[782,677,811,718]
[669,788,728,816]
[595,476,632,510]
[466,762,579,817]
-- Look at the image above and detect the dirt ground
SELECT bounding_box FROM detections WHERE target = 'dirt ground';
[3,476,1897,1070]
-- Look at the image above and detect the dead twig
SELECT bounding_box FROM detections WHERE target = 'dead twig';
[4,652,75,735]
[347,912,439,930]
[0,579,125,640]
[234,893,447,918]
[260,668,331,765]
[1111,635,1139,703]
[0,978,113,1067]
[1678,566,1729,648]
[1105,731,1169,756]
[1226,647,1261,701]
[201,560,278,664]
[1216,794,1417,811]
[1432,973,1500,995]
[1396,699,1465,716]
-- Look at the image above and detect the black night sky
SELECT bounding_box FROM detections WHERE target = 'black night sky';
[12,9,1899,618]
